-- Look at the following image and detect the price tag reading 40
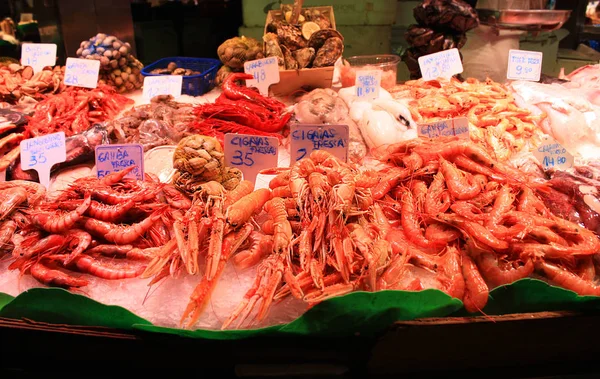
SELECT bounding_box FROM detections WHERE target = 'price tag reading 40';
[20,131,66,189]
[143,75,183,101]
[64,57,100,89]
[533,136,573,171]
[243,57,280,96]
[224,133,279,184]
[95,144,144,181]
[418,48,463,81]
[21,43,57,73]
[355,70,381,100]
[507,49,542,82]
[290,124,349,164]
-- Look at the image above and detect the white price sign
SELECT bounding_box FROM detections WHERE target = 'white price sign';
[20,132,66,189]
[64,58,100,89]
[355,70,381,100]
[143,75,183,100]
[507,49,542,82]
[533,135,573,171]
[418,48,463,81]
[243,57,280,96]
[21,43,57,73]
[224,134,279,184]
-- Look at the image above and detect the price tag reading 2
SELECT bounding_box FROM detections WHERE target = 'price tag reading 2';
[21,43,57,73]
[290,124,349,163]
[533,136,573,171]
[95,144,144,181]
[507,49,542,82]
[418,48,463,81]
[64,57,100,89]
[243,57,280,96]
[20,131,66,189]
[418,117,470,139]
[224,134,278,184]
[355,70,381,100]
[143,75,183,101]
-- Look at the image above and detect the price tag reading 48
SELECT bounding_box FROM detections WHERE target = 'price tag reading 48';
[224,133,279,184]
[290,124,349,164]
[20,131,66,189]
[243,57,280,96]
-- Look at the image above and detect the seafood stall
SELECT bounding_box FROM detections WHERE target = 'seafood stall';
[2,0,600,377]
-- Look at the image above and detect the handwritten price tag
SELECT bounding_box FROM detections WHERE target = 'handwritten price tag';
[418,48,463,81]
[418,117,470,139]
[21,43,57,73]
[290,124,349,164]
[20,132,66,189]
[64,57,100,89]
[355,70,381,100]
[533,136,573,171]
[224,134,279,184]
[95,143,144,181]
[507,49,542,82]
[143,75,183,101]
[244,57,280,96]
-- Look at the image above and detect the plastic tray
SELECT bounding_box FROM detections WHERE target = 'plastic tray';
[141,57,221,97]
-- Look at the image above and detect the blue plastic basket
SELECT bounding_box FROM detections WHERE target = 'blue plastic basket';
[141,57,221,97]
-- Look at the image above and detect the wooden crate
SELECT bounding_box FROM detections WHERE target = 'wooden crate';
[264,6,337,97]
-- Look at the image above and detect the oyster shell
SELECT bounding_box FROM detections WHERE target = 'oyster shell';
[308,29,343,51]
[304,9,331,30]
[263,32,285,69]
[293,47,315,69]
[312,37,343,67]
[277,23,306,51]
[281,45,298,70]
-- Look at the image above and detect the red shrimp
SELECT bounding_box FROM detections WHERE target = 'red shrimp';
[223,180,254,209]
[73,254,146,280]
[536,261,600,296]
[264,197,292,254]
[372,167,410,200]
[63,229,92,265]
[475,252,534,287]
[31,194,91,233]
[462,254,489,313]
[226,188,271,228]
[81,208,166,245]
[400,188,446,249]
[439,157,481,200]
[269,171,291,189]
[437,213,509,251]
[30,260,88,288]
[233,233,274,269]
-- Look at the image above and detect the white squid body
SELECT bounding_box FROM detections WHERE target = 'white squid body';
[339,86,418,149]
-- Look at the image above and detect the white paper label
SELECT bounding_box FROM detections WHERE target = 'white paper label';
[355,70,381,100]
[64,58,100,89]
[95,143,145,181]
[533,135,573,171]
[244,57,280,96]
[507,49,542,82]
[20,132,66,189]
[143,75,183,100]
[290,124,349,163]
[418,48,463,81]
[21,43,57,73]
[418,117,470,140]
[224,134,279,184]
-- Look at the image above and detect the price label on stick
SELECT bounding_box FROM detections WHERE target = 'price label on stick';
[290,124,349,164]
[21,43,57,73]
[533,136,573,171]
[143,75,183,101]
[20,132,66,189]
[507,49,542,82]
[418,117,470,140]
[95,143,144,181]
[224,133,279,184]
[64,57,100,89]
[243,57,280,96]
[418,48,463,81]
[355,70,381,100]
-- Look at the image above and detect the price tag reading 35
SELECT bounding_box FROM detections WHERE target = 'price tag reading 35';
[355,70,381,100]
[290,124,349,163]
[143,75,183,100]
[21,43,57,73]
[507,49,542,82]
[533,136,573,171]
[418,48,463,81]
[20,131,66,189]
[224,133,279,184]
[95,143,145,181]
[243,57,280,96]
[64,57,100,89]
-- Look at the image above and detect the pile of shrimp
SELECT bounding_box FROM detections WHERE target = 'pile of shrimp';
[25,84,133,137]
[389,77,546,161]
[372,137,600,311]
[6,167,190,289]
[141,178,273,329]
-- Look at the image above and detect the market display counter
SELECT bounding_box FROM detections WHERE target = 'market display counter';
[2,311,600,378]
